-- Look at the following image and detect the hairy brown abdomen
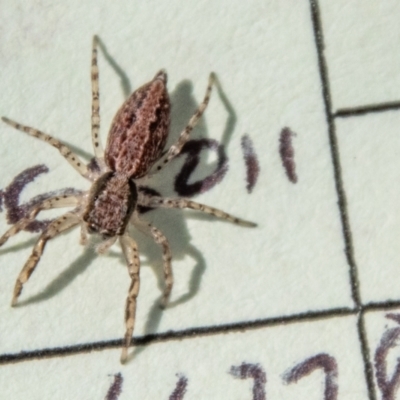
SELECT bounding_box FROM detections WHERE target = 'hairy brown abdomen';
[105,71,171,179]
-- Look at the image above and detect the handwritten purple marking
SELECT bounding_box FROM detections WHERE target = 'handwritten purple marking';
[283,353,338,400]
[105,373,123,400]
[374,314,400,400]
[174,139,228,197]
[230,362,266,400]
[1,164,82,232]
[169,374,188,400]
[241,135,260,193]
[279,127,298,184]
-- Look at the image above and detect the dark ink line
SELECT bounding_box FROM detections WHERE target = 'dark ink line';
[365,300,400,311]
[0,306,356,365]
[358,313,376,400]
[308,1,375,399]
[334,101,400,118]
[0,301,399,370]
[309,0,360,311]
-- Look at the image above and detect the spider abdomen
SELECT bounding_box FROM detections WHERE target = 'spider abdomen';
[105,70,171,179]
[83,172,138,237]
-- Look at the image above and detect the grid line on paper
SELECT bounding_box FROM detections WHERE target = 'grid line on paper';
[309,0,375,398]
[0,307,355,364]
[309,1,392,399]
[334,101,400,118]
[309,0,361,310]
[1,299,400,365]
[307,5,378,397]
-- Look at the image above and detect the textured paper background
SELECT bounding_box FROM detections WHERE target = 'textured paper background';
[1,1,400,399]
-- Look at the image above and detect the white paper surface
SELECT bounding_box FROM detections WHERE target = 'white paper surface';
[1,1,400,399]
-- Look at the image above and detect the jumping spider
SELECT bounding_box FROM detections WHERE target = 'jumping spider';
[1,36,256,363]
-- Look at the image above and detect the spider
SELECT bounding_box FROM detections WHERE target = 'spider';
[0,36,256,363]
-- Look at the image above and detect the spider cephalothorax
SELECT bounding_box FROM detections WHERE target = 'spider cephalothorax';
[0,36,256,363]
[83,172,138,237]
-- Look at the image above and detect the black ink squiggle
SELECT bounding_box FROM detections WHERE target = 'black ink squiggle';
[174,139,228,197]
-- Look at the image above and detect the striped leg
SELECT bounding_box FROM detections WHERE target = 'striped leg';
[138,195,257,227]
[80,223,89,246]
[131,212,173,308]
[1,117,89,178]
[151,73,216,175]
[119,234,140,364]
[11,212,80,306]
[91,36,104,158]
[0,195,80,247]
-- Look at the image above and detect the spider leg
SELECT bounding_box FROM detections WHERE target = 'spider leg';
[138,194,257,227]
[80,223,89,246]
[150,72,216,175]
[91,36,105,159]
[119,234,140,364]
[11,211,80,306]
[0,194,81,247]
[131,212,173,308]
[1,117,89,179]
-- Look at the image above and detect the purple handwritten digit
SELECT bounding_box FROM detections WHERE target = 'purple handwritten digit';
[169,374,188,400]
[105,373,123,400]
[230,362,266,400]
[279,127,298,184]
[283,353,338,400]
[174,139,228,197]
[374,313,400,400]
[241,134,260,193]
[1,164,82,232]
[3,164,49,230]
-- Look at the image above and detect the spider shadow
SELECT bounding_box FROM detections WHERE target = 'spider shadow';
[129,81,237,360]
[0,237,38,256]
[168,71,237,155]
[147,76,237,197]
[96,37,132,99]
[15,231,98,307]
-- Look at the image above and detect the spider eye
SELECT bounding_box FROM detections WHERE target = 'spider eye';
[87,224,97,234]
